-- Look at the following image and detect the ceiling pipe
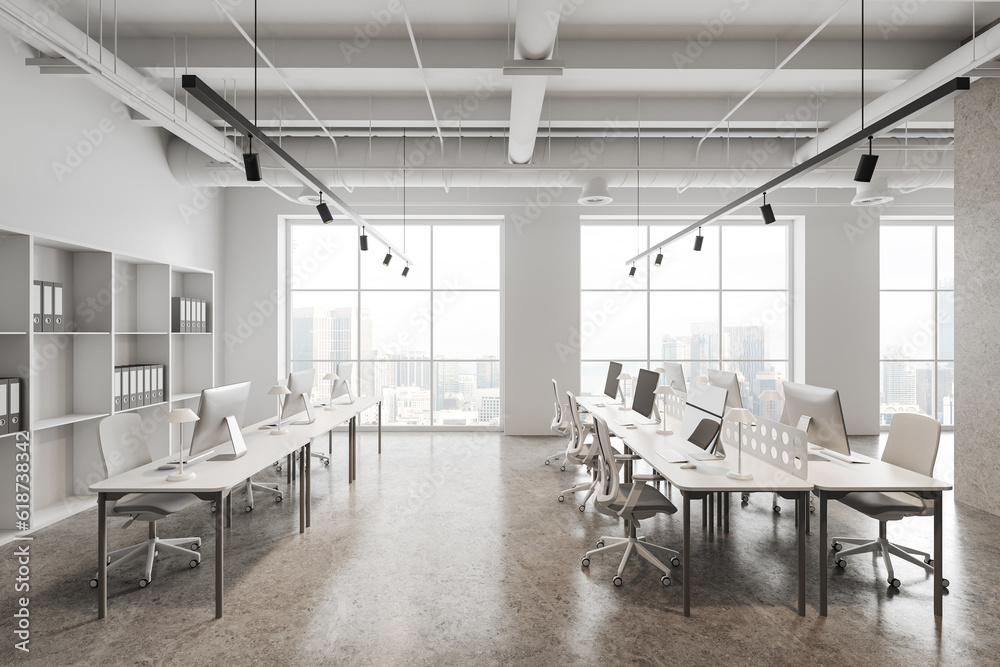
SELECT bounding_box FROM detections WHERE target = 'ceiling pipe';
[506,0,564,165]
[794,20,1000,164]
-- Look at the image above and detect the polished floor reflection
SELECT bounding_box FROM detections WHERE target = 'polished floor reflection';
[0,431,995,666]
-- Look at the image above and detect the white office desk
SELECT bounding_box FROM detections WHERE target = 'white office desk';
[579,398,812,617]
[808,453,953,617]
[89,397,381,619]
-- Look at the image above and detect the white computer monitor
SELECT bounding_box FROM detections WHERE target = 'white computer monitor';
[708,369,743,413]
[283,368,316,425]
[328,361,355,404]
[780,381,851,456]
[660,362,687,394]
[679,383,728,459]
[189,381,251,462]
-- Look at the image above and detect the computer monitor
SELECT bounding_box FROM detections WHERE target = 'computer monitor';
[188,381,251,462]
[329,361,355,404]
[283,368,316,425]
[631,368,659,419]
[708,369,744,413]
[603,361,623,400]
[679,383,728,459]
[660,362,687,394]
[780,381,851,456]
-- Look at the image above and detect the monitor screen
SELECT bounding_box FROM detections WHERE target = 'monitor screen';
[603,361,623,400]
[679,384,729,457]
[660,362,687,393]
[631,368,659,418]
[283,368,316,417]
[780,381,851,456]
[329,361,354,403]
[189,381,251,458]
[708,369,743,412]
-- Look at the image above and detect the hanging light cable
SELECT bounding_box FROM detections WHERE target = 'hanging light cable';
[631,109,641,278]
[854,1,879,183]
[402,130,409,277]
[243,0,262,182]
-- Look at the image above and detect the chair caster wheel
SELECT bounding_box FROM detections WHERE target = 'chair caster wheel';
[924,557,933,565]
[579,505,586,512]
[942,578,950,588]
[596,540,605,548]
[660,576,671,587]
[89,578,98,588]
[773,506,781,514]
[560,465,566,471]
[245,505,253,513]
[191,542,200,551]
[613,576,623,587]
[210,504,217,514]
[138,578,149,588]
[276,466,282,473]
[809,505,816,513]
[324,460,330,467]
[741,493,749,503]
[557,495,565,503]
[581,557,590,568]
[276,495,283,503]
[835,559,847,569]
[832,542,842,552]
[888,577,901,588]
[190,559,199,568]
[671,557,681,567]
[544,460,551,465]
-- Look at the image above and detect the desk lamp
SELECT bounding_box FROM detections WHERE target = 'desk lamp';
[268,384,291,435]
[616,372,633,410]
[654,385,675,435]
[323,372,340,411]
[165,409,199,482]
[759,389,784,422]
[725,408,756,481]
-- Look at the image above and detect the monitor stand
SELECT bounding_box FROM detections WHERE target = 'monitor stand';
[291,396,316,425]
[209,415,249,461]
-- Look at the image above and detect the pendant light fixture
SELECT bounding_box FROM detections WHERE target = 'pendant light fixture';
[317,191,333,223]
[760,191,776,225]
[693,227,704,251]
[383,252,393,267]
[654,248,663,267]
[401,130,409,277]
[243,0,262,182]
[359,226,368,251]
[854,1,879,183]
[630,109,641,278]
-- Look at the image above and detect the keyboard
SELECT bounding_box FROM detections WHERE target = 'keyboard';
[657,449,688,464]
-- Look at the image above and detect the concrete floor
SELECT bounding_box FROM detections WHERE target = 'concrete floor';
[1,430,997,666]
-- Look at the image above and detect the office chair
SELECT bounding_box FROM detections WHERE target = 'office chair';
[581,414,680,587]
[545,378,571,466]
[89,413,202,589]
[557,392,601,511]
[831,413,949,589]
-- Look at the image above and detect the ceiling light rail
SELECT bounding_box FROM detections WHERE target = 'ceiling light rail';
[624,77,969,266]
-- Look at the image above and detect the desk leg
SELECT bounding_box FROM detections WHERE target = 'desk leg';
[934,490,943,617]
[378,401,382,454]
[299,446,306,533]
[702,498,707,529]
[305,440,311,529]
[351,417,357,482]
[820,491,828,617]
[215,490,224,619]
[708,493,714,531]
[98,492,107,619]
[797,491,806,616]
[329,430,333,456]
[723,492,729,534]
[348,420,354,485]
[717,492,723,529]
[226,492,232,529]
[683,492,691,617]
[286,454,292,485]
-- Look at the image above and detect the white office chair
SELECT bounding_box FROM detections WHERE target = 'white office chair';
[831,413,949,589]
[581,414,680,587]
[557,392,601,511]
[544,378,571,466]
[89,414,202,589]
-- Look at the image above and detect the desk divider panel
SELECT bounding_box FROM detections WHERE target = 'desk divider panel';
[662,392,686,421]
[721,416,809,480]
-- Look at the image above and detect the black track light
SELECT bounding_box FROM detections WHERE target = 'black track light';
[383,252,392,267]
[654,249,663,267]
[629,263,636,278]
[243,143,261,182]
[402,265,410,277]
[854,136,879,183]
[760,191,776,225]
[316,192,333,224]
[359,226,369,251]
[693,228,704,251]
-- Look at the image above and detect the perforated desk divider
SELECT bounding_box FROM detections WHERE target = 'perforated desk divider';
[662,392,686,421]
[720,416,809,480]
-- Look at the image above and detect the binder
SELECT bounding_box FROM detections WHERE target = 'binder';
[32,281,43,332]
[0,379,7,435]
[129,366,138,409]
[138,365,147,407]
[171,297,181,333]
[202,300,208,332]
[195,299,202,333]
[144,365,152,405]
[53,283,64,331]
[156,365,164,402]
[42,281,53,331]
[9,379,20,432]
[184,297,192,333]
[114,367,122,412]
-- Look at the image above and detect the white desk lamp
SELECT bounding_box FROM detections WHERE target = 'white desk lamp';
[165,408,200,482]
[725,408,756,481]
[759,389,784,421]
[654,385,675,435]
[323,372,340,411]
[268,384,291,435]
[693,375,710,384]
[616,372,633,410]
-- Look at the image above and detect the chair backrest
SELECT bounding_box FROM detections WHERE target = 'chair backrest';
[591,415,623,514]
[565,392,592,459]
[551,379,563,422]
[98,413,152,478]
[882,413,941,477]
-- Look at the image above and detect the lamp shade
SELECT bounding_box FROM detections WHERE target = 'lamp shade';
[268,384,291,396]
[726,408,756,424]
[759,389,784,401]
[617,372,633,381]
[164,408,199,424]
[653,367,665,374]
[693,375,710,384]
[323,373,340,381]
[655,385,675,396]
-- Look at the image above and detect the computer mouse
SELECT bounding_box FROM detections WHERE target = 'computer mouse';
[625,425,638,429]
[680,462,697,470]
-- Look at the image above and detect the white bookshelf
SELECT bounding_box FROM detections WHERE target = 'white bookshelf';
[0,228,215,540]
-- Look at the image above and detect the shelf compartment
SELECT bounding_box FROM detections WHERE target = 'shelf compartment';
[0,234,30,333]
[30,333,112,425]
[114,259,170,333]
[33,243,113,333]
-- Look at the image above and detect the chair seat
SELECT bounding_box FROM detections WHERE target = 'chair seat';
[838,490,931,519]
[114,492,201,517]
[610,483,678,518]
